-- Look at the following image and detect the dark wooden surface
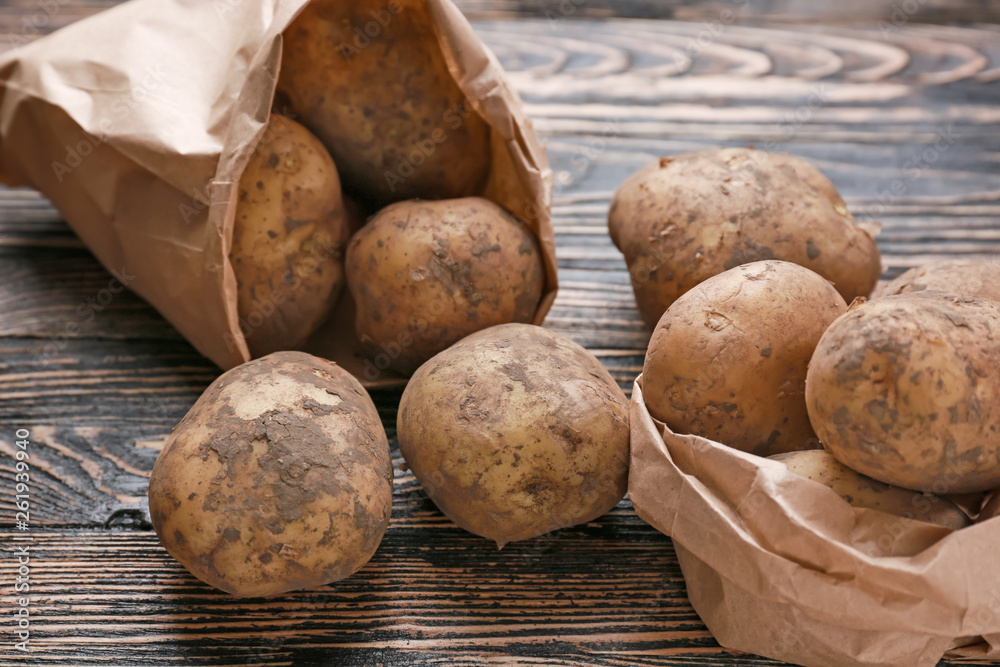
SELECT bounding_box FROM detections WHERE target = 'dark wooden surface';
[1,1,999,665]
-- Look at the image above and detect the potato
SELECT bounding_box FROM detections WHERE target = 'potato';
[396,323,629,547]
[345,197,545,375]
[875,259,1000,302]
[806,291,1000,494]
[148,351,392,597]
[643,260,847,457]
[608,148,881,329]
[230,114,349,358]
[277,0,491,207]
[771,450,969,530]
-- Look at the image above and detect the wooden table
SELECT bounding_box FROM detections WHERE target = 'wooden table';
[1,1,998,665]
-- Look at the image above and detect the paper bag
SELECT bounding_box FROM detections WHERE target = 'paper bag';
[0,0,556,384]
[629,375,1000,667]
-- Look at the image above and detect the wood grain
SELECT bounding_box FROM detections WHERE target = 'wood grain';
[0,526,728,667]
[0,2,998,666]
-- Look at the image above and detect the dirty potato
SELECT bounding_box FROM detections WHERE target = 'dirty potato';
[806,291,1000,494]
[230,114,349,358]
[277,0,491,207]
[771,450,969,530]
[643,260,847,457]
[396,323,630,547]
[345,197,545,375]
[608,148,881,329]
[148,351,392,597]
[875,258,1000,302]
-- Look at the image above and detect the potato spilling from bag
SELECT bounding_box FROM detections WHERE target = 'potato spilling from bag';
[230,114,349,358]
[807,291,1000,494]
[875,258,1000,302]
[148,351,393,598]
[643,260,846,457]
[396,323,630,547]
[608,148,881,329]
[771,450,970,530]
[278,0,492,207]
[345,197,545,375]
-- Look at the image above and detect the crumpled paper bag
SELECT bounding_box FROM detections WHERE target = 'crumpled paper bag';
[0,0,556,384]
[629,375,1000,667]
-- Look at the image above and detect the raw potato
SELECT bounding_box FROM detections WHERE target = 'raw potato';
[278,0,491,207]
[396,323,630,547]
[346,197,545,375]
[608,148,881,329]
[148,351,392,597]
[806,291,1000,494]
[643,260,847,457]
[230,114,349,358]
[771,450,970,530]
[875,259,1000,302]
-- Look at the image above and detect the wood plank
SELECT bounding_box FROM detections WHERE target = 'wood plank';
[0,8,994,522]
[0,524,712,667]
[0,526,988,667]
[0,338,216,428]
[455,0,1000,23]
[0,6,998,667]
[0,0,997,36]
[0,251,180,341]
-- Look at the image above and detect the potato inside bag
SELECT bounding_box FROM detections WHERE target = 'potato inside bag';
[629,376,1000,667]
[0,0,556,382]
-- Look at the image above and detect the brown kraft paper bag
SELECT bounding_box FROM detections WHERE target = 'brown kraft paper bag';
[0,0,556,385]
[629,375,1000,667]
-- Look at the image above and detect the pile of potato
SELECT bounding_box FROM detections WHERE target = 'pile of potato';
[229,0,546,370]
[149,0,612,597]
[151,326,631,595]
[150,25,999,596]
[622,148,1000,529]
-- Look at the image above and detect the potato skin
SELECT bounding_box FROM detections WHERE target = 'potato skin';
[148,351,392,598]
[277,0,491,207]
[346,197,545,375]
[643,260,847,457]
[396,323,630,547]
[608,148,881,329]
[231,115,349,358]
[875,259,1000,302]
[806,291,1000,494]
[771,450,969,530]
